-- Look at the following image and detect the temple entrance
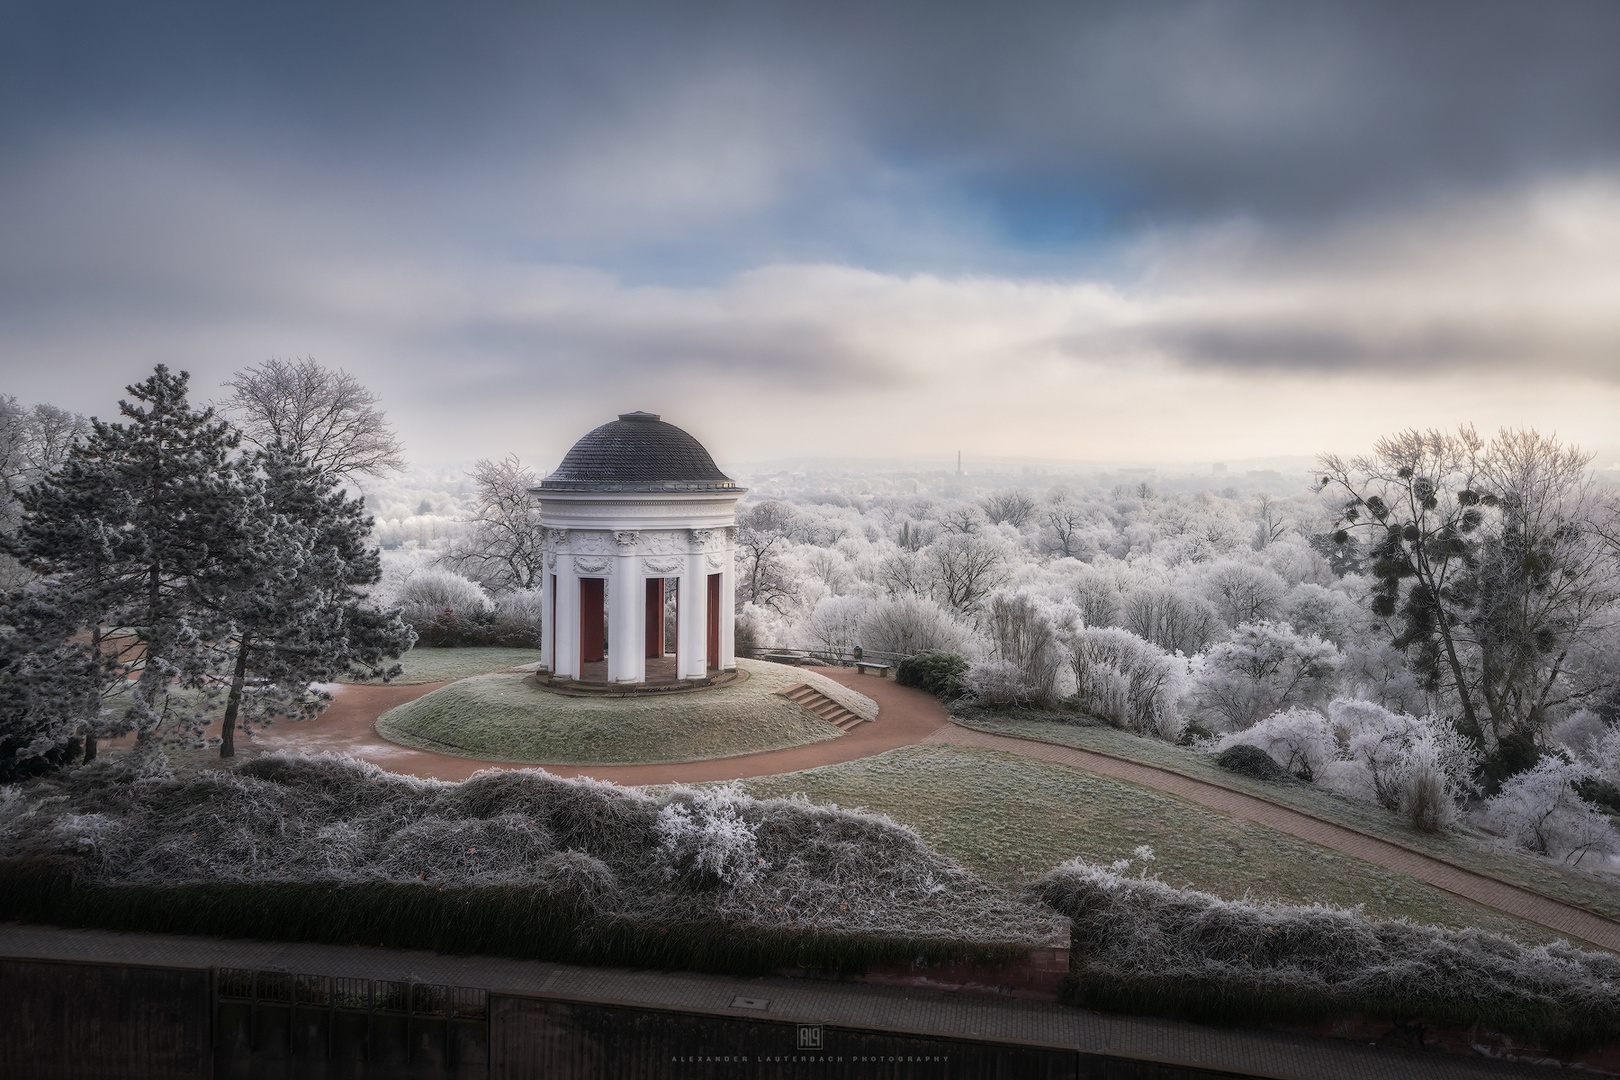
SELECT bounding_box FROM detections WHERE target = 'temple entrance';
[706,572,721,671]
[579,578,605,665]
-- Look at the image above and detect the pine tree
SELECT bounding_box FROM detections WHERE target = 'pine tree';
[208,445,414,756]
[0,584,105,780]
[16,366,254,748]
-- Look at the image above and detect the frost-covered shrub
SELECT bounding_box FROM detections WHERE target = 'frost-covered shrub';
[1034,861,1620,1044]
[980,589,1074,706]
[656,784,765,889]
[857,594,970,656]
[963,659,1039,708]
[491,588,546,647]
[796,595,870,658]
[1064,626,1184,740]
[1,750,1063,948]
[1312,700,1479,831]
[1184,621,1339,732]
[1282,583,1370,649]
[1207,707,1337,781]
[385,566,492,626]
[1480,757,1619,866]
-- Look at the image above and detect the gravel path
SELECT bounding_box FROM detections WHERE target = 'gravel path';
[253,667,947,784]
[926,723,1620,953]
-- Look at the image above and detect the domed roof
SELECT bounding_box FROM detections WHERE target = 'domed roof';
[539,411,737,492]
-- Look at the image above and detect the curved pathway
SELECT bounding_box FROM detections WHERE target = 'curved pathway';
[253,667,1620,952]
[927,723,1620,954]
[252,667,948,784]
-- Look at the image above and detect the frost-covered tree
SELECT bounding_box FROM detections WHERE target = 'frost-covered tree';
[982,489,1035,528]
[737,500,798,614]
[441,454,545,591]
[0,584,104,779]
[1122,584,1223,656]
[1198,561,1288,629]
[929,532,1008,614]
[207,447,414,757]
[979,589,1074,706]
[1185,620,1339,730]
[0,397,88,587]
[224,357,405,482]
[1481,756,1617,864]
[1042,497,1091,559]
[1319,426,1619,771]
[16,367,256,748]
[1063,625,1184,739]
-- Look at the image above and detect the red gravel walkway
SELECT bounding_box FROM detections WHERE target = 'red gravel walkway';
[927,723,1620,954]
[252,667,948,784]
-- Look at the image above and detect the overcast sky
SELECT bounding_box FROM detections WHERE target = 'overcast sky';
[4,1,1619,474]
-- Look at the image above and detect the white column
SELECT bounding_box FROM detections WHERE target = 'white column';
[678,547,708,679]
[720,540,737,670]
[608,545,644,683]
[553,562,580,680]
[540,562,554,674]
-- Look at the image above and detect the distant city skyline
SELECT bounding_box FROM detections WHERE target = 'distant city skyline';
[4,2,1619,470]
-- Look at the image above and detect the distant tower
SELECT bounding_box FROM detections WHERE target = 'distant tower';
[957,450,962,476]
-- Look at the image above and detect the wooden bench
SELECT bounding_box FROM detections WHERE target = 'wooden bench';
[855,662,891,677]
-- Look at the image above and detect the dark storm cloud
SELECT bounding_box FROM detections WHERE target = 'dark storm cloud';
[6,1,1620,230]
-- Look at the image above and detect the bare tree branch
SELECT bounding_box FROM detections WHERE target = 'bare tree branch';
[223,358,405,481]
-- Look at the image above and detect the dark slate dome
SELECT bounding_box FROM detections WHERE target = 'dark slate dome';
[539,411,737,492]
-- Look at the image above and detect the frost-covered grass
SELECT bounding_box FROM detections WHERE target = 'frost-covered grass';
[339,646,544,685]
[376,659,865,765]
[951,709,1620,924]
[0,749,1062,973]
[737,744,1561,943]
[1038,861,1620,1049]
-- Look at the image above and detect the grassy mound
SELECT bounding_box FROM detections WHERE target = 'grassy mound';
[0,750,1061,975]
[341,646,544,685]
[1037,861,1620,1050]
[375,659,867,765]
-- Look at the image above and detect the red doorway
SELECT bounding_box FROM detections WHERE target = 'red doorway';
[645,578,664,658]
[706,572,721,670]
[579,578,605,664]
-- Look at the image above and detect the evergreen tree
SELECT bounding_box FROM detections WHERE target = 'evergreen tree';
[208,445,414,756]
[15,366,254,748]
[0,584,105,780]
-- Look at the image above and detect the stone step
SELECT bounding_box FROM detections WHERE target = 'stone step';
[779,684,870,732]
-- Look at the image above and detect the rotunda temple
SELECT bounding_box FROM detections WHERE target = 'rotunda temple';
[533,411,743,685]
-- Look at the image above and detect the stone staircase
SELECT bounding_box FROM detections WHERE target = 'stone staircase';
[780,684,870,731]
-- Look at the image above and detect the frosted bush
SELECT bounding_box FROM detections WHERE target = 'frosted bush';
[1329,699,1479,816]
[963,659,1039,707]
[1480,757,1619,866]
[857,594,970,656]
[0,751,1064,948]
[795,595,870,658]
[1121,585,1224,655]
[494,587,545,628]
[656,784,766,889]
[1550,710,1612,769]
[1064,626,1184,740]
[979,588,1074,706]
[1207,707,1337,781]
[386,566,492,625]
[1035,860,1620,1033]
